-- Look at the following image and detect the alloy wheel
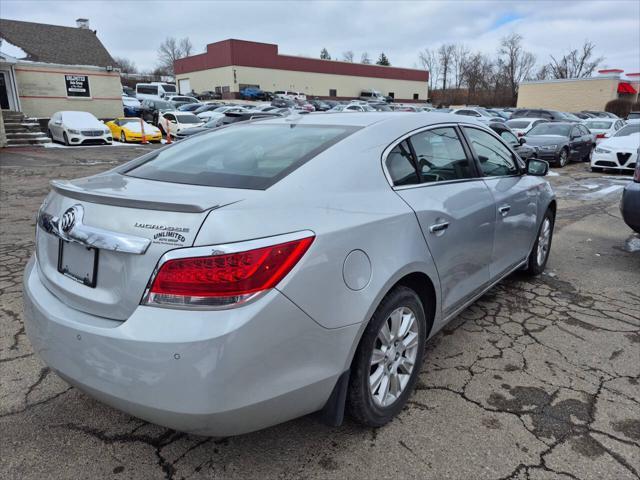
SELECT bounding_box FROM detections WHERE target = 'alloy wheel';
[369,306,419,408]
[559,150,568,167]
[120,131,126,143]
[537,217,551,266]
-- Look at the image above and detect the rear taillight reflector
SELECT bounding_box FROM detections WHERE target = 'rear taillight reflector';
[144,236,314,308]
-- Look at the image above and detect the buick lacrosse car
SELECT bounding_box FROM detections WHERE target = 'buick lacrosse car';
[24,113,555,436]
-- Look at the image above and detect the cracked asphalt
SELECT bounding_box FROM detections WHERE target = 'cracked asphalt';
[1,145,639,480]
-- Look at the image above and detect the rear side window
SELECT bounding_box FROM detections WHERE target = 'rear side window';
[464,127,518,177]
[410,127,474,183]
[126,124,358,190]
[386,141,419,186]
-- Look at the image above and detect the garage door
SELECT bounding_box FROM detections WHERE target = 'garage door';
[178,78,191,94]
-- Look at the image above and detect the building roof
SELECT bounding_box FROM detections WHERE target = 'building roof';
[175,39,428,82]
[0,18,115,67]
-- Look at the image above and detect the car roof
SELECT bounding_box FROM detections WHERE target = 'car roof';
[251,111,482,128]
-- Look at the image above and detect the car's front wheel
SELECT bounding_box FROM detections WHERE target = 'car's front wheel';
[63,132,70,146]
[347,286,427,427]
[525,208,555,276]
[557,148,569,167]
[120,131,126,143]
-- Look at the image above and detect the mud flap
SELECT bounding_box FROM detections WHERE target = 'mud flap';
[317,369,350,427]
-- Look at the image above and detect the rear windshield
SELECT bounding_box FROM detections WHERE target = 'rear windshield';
[125,124,358,189]
[506,120,531,129]
[176,114,201,124]
[585,121,613,130]
[528,124,571,136]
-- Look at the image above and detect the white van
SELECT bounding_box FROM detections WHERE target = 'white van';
[359,89,386,102]
[136,82,178,101]
[274,90,306,101]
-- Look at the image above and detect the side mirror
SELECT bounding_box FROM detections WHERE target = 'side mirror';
[526,158,549,176]
[519,137,526,145]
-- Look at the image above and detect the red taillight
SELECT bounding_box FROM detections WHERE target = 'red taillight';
[146,236,314,307]
[596,133,607,139]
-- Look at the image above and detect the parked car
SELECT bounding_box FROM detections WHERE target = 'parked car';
[370,103,393,112]
[582,111,619,119]
[194,90,222,101]
[271,97,296,108]
[122,95,141,117]
[627,112,640,124]
[505,118,548,137]
[26,112,555,437]
[47,111,112,146]
[572,112,596,120]
[239,87,267,100]
[175,112,284,139]
[620,155,640,233]
[197,105,247,121]
[136,82,177,101]
[511,109,572,122]
[452,107,505,123]
[122,85,136,98]
[488,122,538,160]
[359,89,387,103]
[524,122,595,167]
[309,99,331,111]
[583,118,626,143]
[590,124,640,173]
[562,112,584,122]
[177,103,204,112]
[139,99,175,125]
[106,117,162,143]
[274,90,306,101]
[157,111,205,136]
[193,103,225,114]
[165,95,200,109]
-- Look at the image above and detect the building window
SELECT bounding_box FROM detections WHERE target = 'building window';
[329,89,337,97]
[388,92,395,99]
[215,86,222,93]
[222,86,230,93]
[413,93,419,100]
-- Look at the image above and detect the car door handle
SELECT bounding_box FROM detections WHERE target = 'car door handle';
[429,222,450,233]
[498,205,511,216]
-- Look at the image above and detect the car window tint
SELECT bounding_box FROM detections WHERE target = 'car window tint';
[386,141,419,186]
[464,127,518,177]
[500,130,519,146]
[126,124,358,190]
[409,127,474,183]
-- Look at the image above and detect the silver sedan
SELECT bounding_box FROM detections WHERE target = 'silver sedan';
[24,112,555,436]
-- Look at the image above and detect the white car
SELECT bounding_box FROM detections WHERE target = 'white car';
[157,111,204,137]
[583,118,625,143]
[591,124,640,172]
[452,107,505,124]
[47,111,112,146]
[626,112,640,124]
[197,106,247,121]
[274,90,307,101]
[505,118,548,137]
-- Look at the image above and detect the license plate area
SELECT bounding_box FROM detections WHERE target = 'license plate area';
[57,240,99,288]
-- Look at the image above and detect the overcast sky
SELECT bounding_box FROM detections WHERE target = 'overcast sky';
[2,0,639,75]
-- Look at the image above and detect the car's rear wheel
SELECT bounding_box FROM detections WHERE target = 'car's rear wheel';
[557,149,569,167]
[347,286,427,427]
[525,208,555,276]
[120,131,126,143]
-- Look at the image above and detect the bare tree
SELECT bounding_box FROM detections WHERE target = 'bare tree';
[113,56,137,74]
[360,52,371,64]
[498,33,536,104]
[438,44,455,91]
[452,44,470,89]
[535,64,551,80]
[547,41,603,79]
[418,48,440,92]
[462,52,494,103]
[157,37,193,75]
[342,50,354,62]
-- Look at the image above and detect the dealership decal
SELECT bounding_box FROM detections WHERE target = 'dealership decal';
[152,231,187,245]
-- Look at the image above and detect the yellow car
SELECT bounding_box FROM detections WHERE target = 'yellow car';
[106,117,162,143]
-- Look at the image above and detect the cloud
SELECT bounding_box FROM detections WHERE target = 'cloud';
[1,0,638,73]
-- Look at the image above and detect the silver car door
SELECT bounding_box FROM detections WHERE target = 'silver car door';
[462,126,539,279]
[388,125,496,317]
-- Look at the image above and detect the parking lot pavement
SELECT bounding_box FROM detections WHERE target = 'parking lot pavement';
[1,147,638,480]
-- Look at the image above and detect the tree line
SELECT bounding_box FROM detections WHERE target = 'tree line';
[418,34,603,107]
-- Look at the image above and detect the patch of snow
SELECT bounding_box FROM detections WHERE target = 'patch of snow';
[624,235,640,253]
[546,170,559,176]
[0,37,28,59]
[60,111,103,129]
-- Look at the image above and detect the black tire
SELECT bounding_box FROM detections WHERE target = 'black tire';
[63,132,70,146]
[525,208,555,276]
[557,148,569,168]
[47,129,55,142]
[347,286,427,427]
[583,146,593,162]
[120,131,126,143]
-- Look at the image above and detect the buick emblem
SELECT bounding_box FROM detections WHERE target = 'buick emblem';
[60,207,77,233]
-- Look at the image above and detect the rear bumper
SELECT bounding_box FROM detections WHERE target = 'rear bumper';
[23,257,359,436]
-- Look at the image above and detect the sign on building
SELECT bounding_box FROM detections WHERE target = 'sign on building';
[65,75,91,98]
